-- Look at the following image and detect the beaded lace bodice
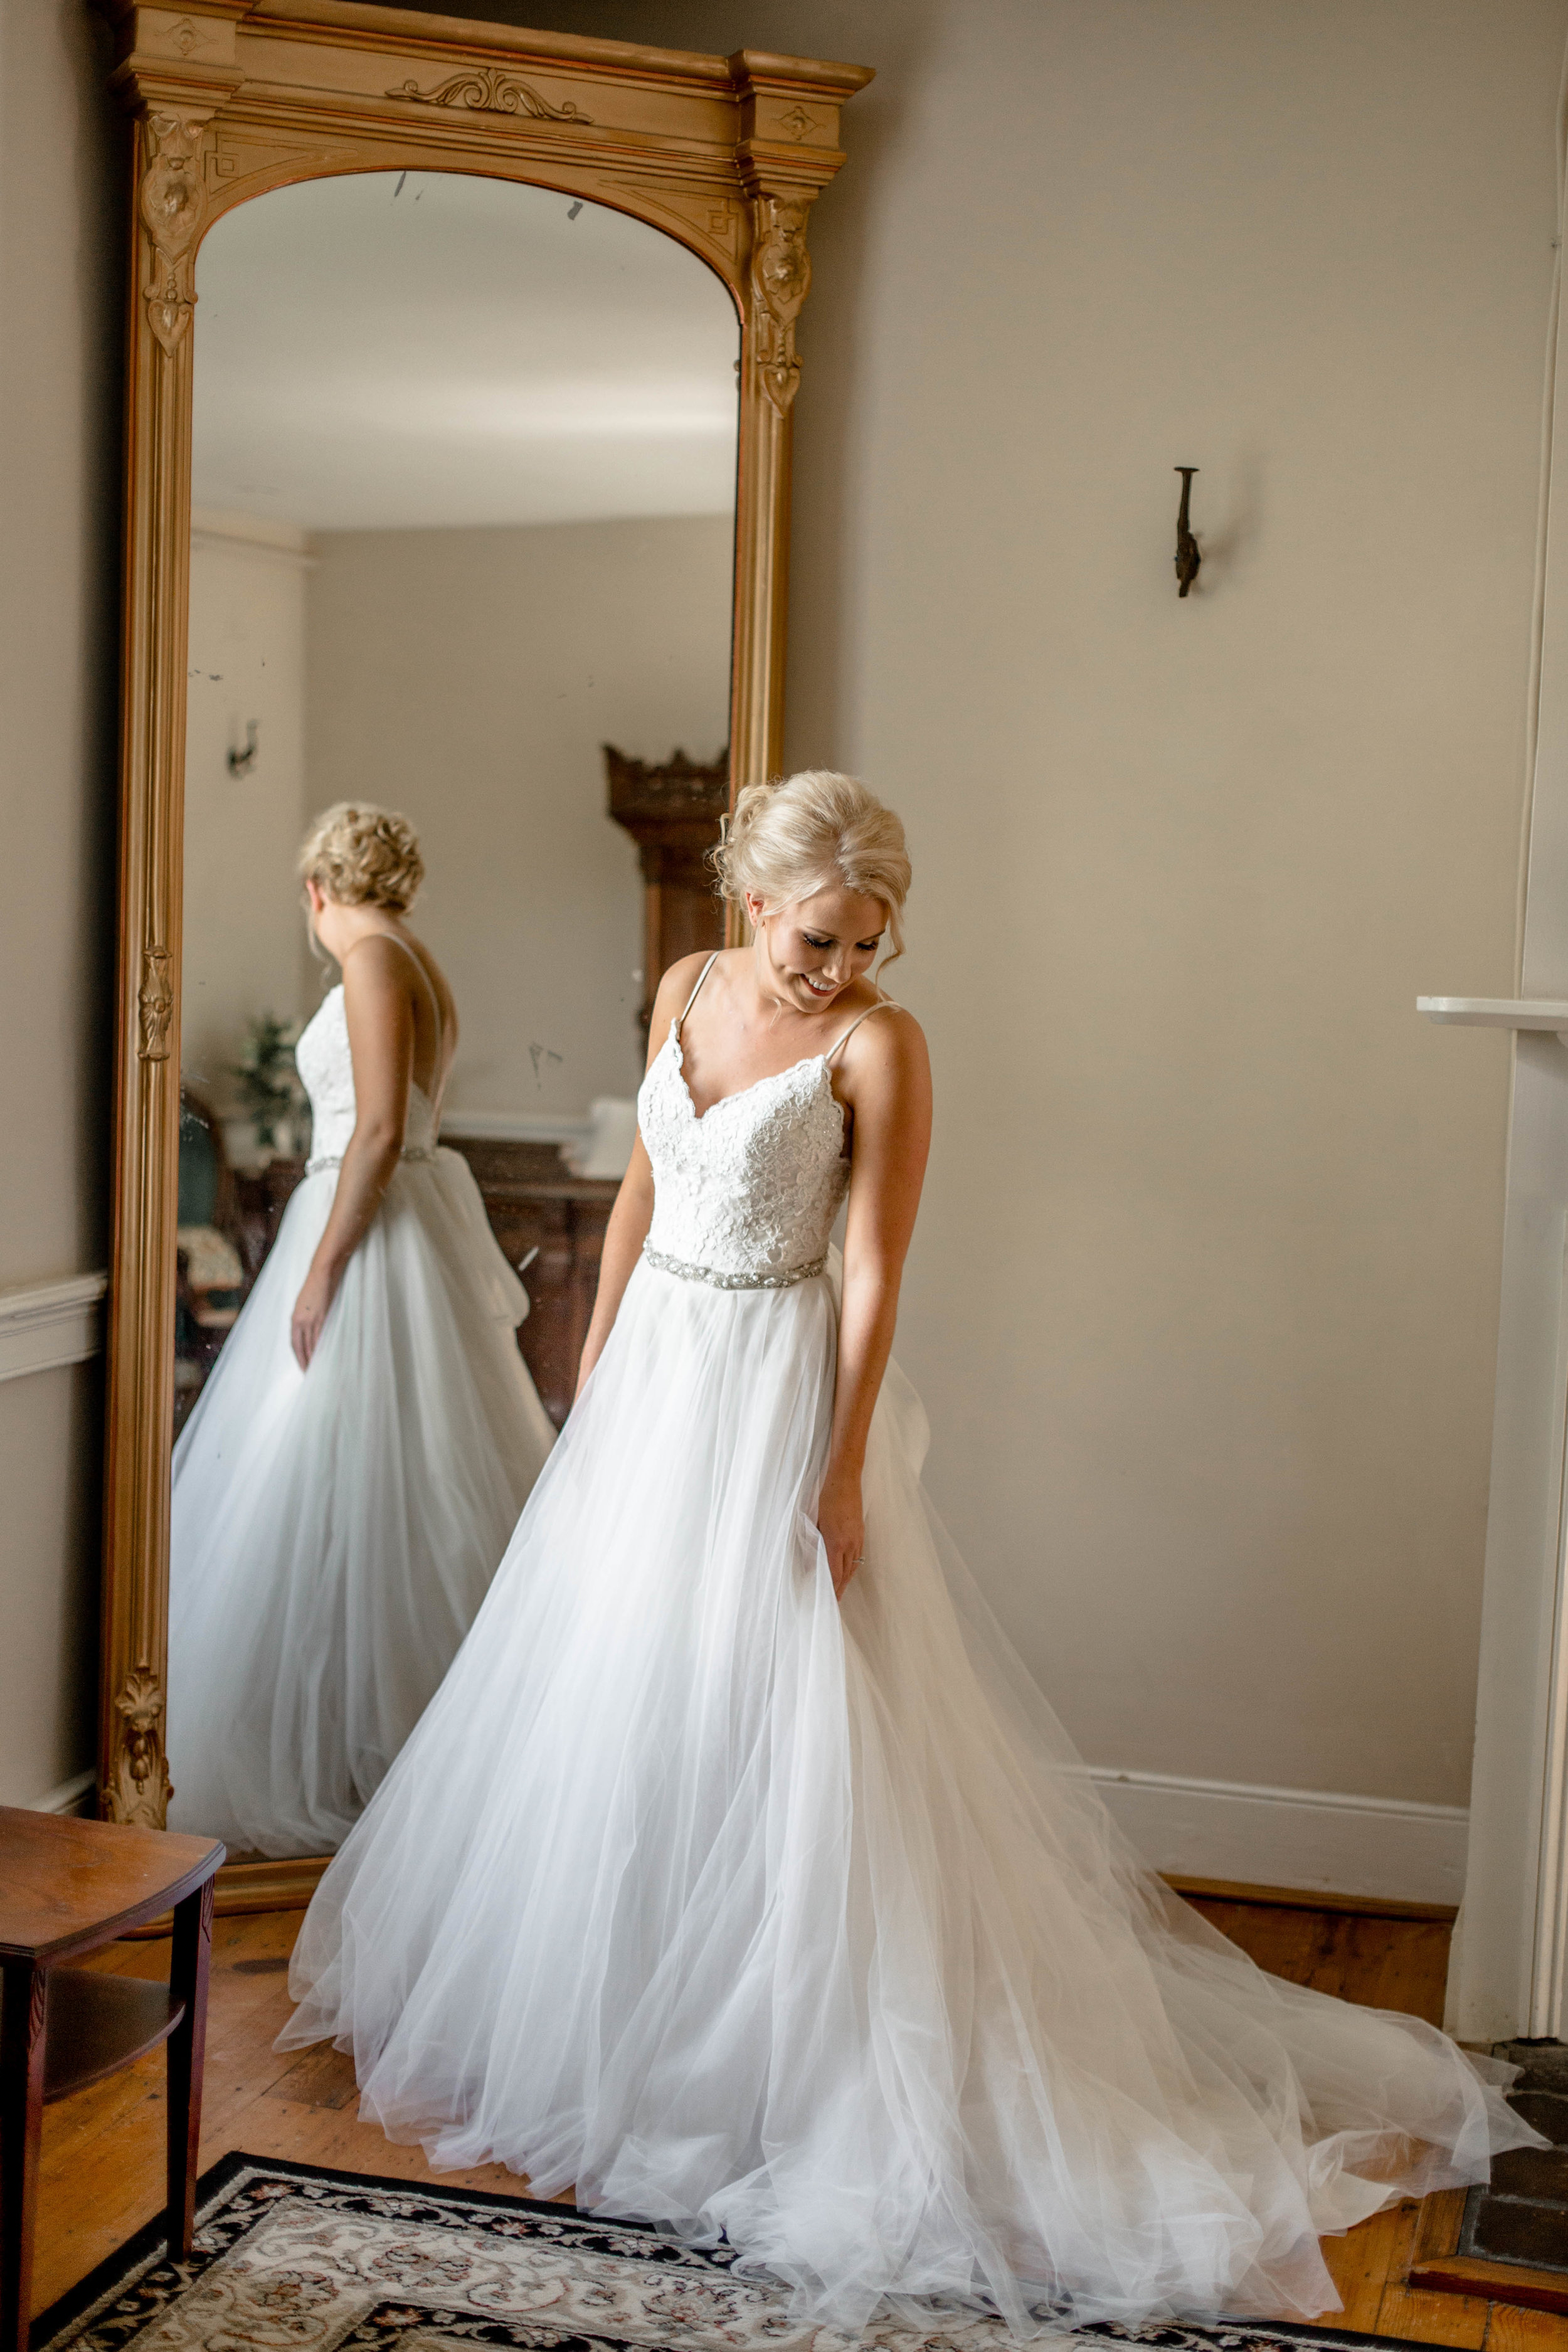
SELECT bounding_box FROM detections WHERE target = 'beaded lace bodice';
[638,1022,852,1281]
[295,985,437,1166]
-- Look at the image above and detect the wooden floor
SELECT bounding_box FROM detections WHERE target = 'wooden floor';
[26,1893,1568,2348]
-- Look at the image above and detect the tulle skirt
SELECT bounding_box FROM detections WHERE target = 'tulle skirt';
[282,1254,1537,2331]
[167,1148,556,1858]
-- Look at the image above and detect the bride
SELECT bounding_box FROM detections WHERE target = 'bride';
[168,802,555,1858]
[283,771,1536,2331]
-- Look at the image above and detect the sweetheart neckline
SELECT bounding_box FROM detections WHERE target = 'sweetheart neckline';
[664,1027,832,1126]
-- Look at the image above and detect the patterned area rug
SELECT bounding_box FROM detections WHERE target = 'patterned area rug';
[31,2153,1433,2352]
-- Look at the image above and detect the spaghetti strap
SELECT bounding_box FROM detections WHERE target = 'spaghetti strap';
[825,997,901,1066]
[675,951,721,1035]
[342,931,445,1073]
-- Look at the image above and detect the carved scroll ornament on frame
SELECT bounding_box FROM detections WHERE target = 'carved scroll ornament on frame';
[138,945,174,1060]
[385,66,591,122]
[750,193,813,414]
[107,1664,173,1826]
[139,108,209,355]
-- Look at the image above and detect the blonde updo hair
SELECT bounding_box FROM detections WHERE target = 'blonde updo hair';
[297,802,424,913]
[713,770,911,960]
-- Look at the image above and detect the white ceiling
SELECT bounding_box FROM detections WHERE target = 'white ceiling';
[191,171,741,531]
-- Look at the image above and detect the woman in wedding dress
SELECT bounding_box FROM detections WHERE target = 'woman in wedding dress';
[168,802,555,1859]
[283,771,1537,2332]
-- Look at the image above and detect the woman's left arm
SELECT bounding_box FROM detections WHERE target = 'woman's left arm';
[818,1011,933,1596]
[290,940,414,1370]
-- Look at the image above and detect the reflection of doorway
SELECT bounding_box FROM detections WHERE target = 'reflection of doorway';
[605,745,729,1034]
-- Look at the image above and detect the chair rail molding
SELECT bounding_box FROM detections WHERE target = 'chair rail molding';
[0,1274,109,1385]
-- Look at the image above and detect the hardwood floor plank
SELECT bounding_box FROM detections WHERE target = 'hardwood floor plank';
[1377,2296,1496,2348]
[1485,2302,1568,2348]
[1320,2206,1420,2333]
[262,2044,359,2111]
[1179,1897,1450,2026]
[1374,2200,1490,2348]
[1416,2193,1470,2263]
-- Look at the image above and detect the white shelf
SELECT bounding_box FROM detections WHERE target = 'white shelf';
[1417,997,1568,1034]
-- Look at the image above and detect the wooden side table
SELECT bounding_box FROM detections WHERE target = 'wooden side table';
[0,1808,224,2352]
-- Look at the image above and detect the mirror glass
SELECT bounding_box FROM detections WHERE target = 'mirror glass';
[168,171,738,1860]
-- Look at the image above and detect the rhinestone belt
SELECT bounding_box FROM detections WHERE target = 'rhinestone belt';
[304,1145,440,1177]
[642,1242,826,1291]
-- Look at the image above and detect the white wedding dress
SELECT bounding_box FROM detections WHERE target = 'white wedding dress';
[283,955,1537,2333]
[167,979,555,1858]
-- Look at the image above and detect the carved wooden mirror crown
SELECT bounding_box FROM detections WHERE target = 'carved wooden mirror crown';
[95,0,871,1856]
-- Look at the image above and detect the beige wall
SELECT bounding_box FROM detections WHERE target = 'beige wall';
[0,0,122,1801]
[183,516,312,1108]
[462,0,1568,1810]
[304,516,733,1117]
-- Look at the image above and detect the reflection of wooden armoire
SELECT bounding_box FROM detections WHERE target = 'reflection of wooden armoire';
[605,746,729,1029]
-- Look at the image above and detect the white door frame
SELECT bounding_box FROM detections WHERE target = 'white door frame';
[1446,70,1568,2038]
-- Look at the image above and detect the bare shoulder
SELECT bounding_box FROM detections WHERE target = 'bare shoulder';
[839,999,930,1090]
[650,946,739,1027]
[642,950,714,1070]
[339,933,410,1001]
[649,951,705,1025]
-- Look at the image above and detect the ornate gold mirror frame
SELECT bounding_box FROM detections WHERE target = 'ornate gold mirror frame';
[95,0,871,1886]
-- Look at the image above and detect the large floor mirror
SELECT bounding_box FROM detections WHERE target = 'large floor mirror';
[171,171,736,1861]
[97,0,871,1895]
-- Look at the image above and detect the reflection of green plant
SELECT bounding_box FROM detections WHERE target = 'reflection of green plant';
[231,1014,305,1150]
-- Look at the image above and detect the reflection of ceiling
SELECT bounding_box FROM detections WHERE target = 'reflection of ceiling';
[191,171,740,531]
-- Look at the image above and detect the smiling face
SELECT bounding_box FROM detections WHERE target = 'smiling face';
[746,882,887,1017]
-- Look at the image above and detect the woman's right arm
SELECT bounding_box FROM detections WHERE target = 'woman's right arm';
[575,1133,654,1395]
[573,954,710,1398]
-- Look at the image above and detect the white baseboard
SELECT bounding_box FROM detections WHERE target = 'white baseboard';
[1089,1764,1468,1907]
[0,1271,107,1384]
[26,1767,97,1817]
[8,1757,1468,1907]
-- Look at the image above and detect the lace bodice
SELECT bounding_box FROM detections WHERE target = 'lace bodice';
[638,1024,853,1282]
[295,985,437,1166]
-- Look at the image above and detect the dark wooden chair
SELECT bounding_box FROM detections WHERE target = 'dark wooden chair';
[0,1809,224,2352]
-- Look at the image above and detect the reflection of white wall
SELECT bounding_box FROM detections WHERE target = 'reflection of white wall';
[304,514,733,1116]
[192,172,740,531]
[182,511,311,1104]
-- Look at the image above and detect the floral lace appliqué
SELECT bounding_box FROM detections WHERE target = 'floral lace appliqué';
[638,1028,849,1281]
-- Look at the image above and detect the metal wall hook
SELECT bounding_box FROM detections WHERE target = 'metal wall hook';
[1174,467,1201,598]
[227,720,258,778]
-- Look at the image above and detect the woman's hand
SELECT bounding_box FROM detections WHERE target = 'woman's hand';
[290,1262,341,1371]
[816,1459,866,1598]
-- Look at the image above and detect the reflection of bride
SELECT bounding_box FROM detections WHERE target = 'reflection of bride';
[283,774,1536,2330]
[168,803,555,1858]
